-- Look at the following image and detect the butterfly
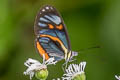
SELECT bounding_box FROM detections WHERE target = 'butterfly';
[34,5,78,63]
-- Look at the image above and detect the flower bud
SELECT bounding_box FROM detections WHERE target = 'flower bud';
[35,69,48,80]
[72,73,86,80]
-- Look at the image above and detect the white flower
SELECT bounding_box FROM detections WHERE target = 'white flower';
[115,75,120,80]
[24,54,57,80]
[62,62,86,80]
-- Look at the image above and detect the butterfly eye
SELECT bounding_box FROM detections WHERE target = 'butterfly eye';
[56,24,63,30]
[48,24,54,29]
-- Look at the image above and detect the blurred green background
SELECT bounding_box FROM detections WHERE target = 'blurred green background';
[0,0,120,80]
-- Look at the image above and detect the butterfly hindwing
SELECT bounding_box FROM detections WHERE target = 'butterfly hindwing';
[36,37,64,61]
[34,5,71,61]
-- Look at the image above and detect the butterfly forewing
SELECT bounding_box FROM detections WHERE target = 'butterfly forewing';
[34,5,71,61]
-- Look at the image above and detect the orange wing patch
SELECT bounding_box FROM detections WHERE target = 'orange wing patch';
[56,24,63,30]
[40,34,62,45]
[48,24,54,29]
[36,41,49,60]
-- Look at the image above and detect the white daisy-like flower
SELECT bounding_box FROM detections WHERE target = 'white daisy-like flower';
[24,54,57,80]
[62,62,86,80]
[115,75,120,80]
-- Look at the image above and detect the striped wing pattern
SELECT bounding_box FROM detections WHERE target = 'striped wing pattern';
[34,5,71,61]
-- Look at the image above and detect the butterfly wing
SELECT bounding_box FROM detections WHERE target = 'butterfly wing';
[34,5,71,61]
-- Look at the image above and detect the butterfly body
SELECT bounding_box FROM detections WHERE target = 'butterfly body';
[34,5,78,62]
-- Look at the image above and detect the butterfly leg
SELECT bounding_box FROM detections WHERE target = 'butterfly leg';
[69,58,77,62]
[62,61,68,72]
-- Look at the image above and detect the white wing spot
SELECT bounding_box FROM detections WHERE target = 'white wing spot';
[46,7,49,10]
[42,9,45,12]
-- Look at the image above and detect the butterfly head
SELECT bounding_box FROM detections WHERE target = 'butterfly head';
[71,51,78,58]
[65,51,78,63]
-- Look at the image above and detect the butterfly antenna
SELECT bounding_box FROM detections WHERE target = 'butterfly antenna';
[78,45,100,53]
